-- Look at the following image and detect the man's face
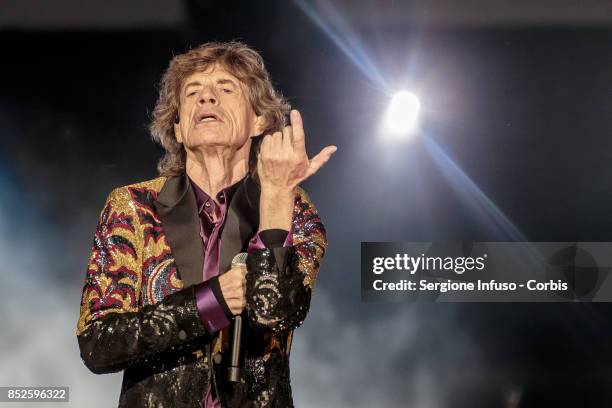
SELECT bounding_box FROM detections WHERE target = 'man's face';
[174,63,263,151]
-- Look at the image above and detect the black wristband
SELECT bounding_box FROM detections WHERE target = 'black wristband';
[259,229,289,248]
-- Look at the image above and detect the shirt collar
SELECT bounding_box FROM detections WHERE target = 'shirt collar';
[188,174,245,213]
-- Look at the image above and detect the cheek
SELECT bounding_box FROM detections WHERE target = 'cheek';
[238,102,253,125]
[223,96,252,134]
[178,103,194,129]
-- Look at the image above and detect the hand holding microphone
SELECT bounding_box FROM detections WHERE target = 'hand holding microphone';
[219,253,248,382]
[218,260,247,315]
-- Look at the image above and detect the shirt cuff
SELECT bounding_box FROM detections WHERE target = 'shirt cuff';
[248,227,293,253]
[194,278,232,333]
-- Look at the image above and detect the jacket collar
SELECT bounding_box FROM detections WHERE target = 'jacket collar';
[153,172,260,288]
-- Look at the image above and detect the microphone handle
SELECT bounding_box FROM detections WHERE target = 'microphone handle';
[228,314,242,382]
[228,253,248,383]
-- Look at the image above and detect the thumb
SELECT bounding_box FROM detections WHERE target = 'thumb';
[306,145,337,178]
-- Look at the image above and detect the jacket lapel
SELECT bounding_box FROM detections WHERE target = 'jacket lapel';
[153,174,204,288]
[153,172,261,288]
[218,174,261,274]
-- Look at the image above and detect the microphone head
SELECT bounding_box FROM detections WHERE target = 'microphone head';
[231,252,248,267]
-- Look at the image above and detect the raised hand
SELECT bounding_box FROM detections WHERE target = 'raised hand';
[257,109,337,193]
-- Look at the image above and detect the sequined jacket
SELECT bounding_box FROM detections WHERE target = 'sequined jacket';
[76,173,327,407]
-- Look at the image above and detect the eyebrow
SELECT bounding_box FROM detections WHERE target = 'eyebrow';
[183,78,238,92]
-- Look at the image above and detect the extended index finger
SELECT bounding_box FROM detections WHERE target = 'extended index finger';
[290,110,306,151]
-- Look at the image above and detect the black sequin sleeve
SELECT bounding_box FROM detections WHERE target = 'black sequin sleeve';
[77,286,209,374]
[77,188,210,375]
[245,188,327,333]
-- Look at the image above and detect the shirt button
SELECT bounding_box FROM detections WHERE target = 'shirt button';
[178,330,187,340]
[205,201,211,208]
[213,353,222,364]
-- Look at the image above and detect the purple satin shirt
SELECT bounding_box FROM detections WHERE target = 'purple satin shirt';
[190,178,234,408]
[189,177,291,408]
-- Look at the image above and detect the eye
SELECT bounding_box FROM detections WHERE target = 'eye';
[222,88,233,94]
[186,91,197,97]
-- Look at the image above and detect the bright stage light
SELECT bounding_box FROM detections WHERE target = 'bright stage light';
[384,91,420,136]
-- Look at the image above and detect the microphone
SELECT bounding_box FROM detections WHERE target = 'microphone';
[228,252,248,383]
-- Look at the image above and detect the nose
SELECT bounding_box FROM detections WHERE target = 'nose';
[198,86,218,105]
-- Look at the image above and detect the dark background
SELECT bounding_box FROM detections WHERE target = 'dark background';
[0,1,611,406]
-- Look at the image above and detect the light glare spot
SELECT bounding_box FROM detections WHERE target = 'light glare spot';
[385,91,420,136]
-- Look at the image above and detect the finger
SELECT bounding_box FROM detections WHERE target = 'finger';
[306,145,337,178]
[259,134,272,157]
[282,125,293,151]
[272,131,283,157]
[263,133,279,163]
[257,141,265,171]
[290,110,306,151]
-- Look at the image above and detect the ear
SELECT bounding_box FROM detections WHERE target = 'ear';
[251,114,266,137]
[173,121,183,144]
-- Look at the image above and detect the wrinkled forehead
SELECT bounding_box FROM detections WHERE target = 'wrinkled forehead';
[180,62,247,92]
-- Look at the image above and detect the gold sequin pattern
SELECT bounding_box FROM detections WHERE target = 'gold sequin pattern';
[292,187,328,290]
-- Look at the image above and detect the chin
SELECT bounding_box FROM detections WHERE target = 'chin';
[192,131,230,146]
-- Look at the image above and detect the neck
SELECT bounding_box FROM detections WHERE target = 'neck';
[184,143,250,200]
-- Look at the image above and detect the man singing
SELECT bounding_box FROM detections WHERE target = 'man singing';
[76,41,336,407]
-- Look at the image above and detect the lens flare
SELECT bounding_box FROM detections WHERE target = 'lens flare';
[385,91,420,135]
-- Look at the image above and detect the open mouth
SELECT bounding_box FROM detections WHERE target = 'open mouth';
[195,112,222,124]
